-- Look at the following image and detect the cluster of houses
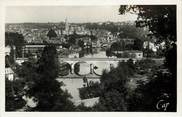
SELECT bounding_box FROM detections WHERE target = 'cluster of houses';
[5,20,166,81]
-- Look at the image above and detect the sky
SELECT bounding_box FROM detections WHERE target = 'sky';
[5,6,137,23]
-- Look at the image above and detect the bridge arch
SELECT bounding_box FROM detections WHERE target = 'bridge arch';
[74,62,91,76]
[58,58,138,78]
[59,61,71,76]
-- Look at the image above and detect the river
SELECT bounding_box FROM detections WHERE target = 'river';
[58,51,118,104]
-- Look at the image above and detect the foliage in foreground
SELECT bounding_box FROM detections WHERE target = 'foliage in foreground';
[79,81,101,99]
[16,46,75,111]
[127,72,176,111]
[5,79,26,111]
[92,61,135,111]
[118,5,176,111]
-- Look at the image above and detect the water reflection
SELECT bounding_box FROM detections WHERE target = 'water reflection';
[57,78,100,102]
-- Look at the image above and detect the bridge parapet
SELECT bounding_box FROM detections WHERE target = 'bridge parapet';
[58,57,139,78]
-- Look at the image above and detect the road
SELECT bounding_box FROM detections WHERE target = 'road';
[59,57,164,62]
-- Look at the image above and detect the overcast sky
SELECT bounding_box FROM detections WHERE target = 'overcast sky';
[5,6,137,23]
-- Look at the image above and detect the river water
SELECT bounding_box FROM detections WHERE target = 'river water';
[68,51,118,75]
[58,51,118,105]
[57,78,100,102]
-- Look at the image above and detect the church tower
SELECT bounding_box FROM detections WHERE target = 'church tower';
[65,18,69,35]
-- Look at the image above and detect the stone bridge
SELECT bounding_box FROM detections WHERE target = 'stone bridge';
[58,57,139,78]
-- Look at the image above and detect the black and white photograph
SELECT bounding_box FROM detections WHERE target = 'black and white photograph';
[2,1,181,114]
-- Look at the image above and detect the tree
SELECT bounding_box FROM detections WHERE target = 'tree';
[5,52,15,67]
[26,45,75,111]
[68,34,76,45]
[127,72,176,111]
[79,81,101,99]
[118,23,149,41]
[126,59,136,75]
[85,22,119,34]
[133,38,144,50]
[5,32,25,47]
[119,5,176,43]
[165,43,176,78]
[106,49,112,57]
[5,79,26,111]
[90,35,97,42]
[5,32,25,58]
[110,42,122,52]
[119,5,176,59]
[143,48,155,57]
[119,6,177,74]
[62,42,71,49]
[78,40,84,48]
[156,45,165,58]
[119,5,177,111]
[94,62,135,111]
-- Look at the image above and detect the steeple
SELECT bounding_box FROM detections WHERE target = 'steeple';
[65,18,69,35]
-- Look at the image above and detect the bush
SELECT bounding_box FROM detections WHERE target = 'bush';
[79,81,101,99]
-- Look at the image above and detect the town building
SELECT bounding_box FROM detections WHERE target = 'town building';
[121,38,135,45]
[127,50,143,59]
[16,58,28,65]
[5,67,14,81]
[23,44,46,54]
[5,46,11,56]
[113,50,143,59]
[143,41,158,52]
